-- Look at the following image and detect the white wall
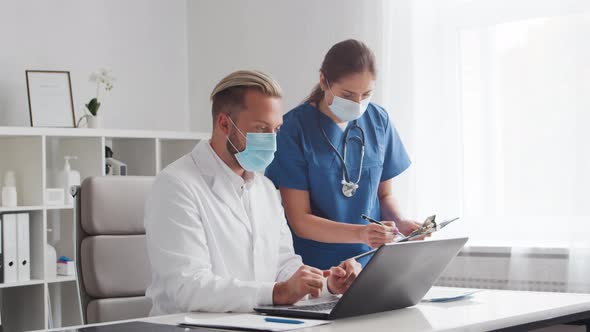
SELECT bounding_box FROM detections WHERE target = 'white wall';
[186,0,413,132]
[0,0,189,130]
[0,0,414,134]
[186,0,416,216]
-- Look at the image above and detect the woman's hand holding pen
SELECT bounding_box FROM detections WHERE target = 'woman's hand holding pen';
[359,222,398,248]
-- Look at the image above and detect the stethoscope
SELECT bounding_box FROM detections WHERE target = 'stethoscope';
[319,117,366,198]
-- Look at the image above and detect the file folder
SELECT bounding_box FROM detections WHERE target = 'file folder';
[0,215,3,283]
[17,213,30,281]
[2,214,18,283]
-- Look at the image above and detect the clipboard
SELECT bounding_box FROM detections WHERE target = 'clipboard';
[350,216,460,261]
[396,215,459,242]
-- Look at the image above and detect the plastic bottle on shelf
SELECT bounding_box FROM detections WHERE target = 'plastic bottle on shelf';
[58,156,81,205]
[2,170,18,207]
[46,242,57,280]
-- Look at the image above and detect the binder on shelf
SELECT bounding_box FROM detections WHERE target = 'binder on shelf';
[17,213,30,281]
[48,288,54,329]
[0,214,3,283]
[2,213,18,283]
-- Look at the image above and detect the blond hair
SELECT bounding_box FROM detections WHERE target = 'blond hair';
[210,70,282,124]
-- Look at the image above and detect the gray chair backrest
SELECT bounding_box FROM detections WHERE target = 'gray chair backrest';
[75,176,154,324]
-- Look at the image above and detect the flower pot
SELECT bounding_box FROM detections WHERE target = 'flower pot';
[87,114,102,129]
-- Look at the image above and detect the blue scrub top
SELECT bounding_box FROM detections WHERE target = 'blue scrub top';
[265,102,411,270]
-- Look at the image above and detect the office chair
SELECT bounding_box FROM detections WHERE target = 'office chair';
[74,176,154,324]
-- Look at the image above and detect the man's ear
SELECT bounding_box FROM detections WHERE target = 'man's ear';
[217,113,231,136]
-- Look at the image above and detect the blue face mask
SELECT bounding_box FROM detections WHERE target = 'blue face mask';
[226,117,277,172]
[326,79,372,122]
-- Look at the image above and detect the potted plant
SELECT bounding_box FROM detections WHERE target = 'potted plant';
[77,68,115,128]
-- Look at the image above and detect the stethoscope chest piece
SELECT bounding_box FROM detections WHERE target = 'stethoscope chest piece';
[341,180,358,198]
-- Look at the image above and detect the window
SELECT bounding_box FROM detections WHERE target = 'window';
[457,15,590,246]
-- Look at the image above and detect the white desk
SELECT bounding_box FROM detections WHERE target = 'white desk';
[44,288,590,332]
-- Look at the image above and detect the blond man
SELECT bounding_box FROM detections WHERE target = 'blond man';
[144,70,360,315]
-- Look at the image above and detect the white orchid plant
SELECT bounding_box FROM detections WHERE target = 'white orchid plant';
[86,68,115,116]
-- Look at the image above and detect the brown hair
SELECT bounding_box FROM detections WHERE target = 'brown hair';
[210,70,282,125]
[306,39,376,105]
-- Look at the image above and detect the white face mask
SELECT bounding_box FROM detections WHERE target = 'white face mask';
[326,81,371,122]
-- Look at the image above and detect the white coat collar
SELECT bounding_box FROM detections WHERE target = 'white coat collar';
[190,140,255,233]
[192,140,256,182]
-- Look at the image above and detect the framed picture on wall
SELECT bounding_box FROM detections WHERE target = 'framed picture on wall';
[26,70,75,127]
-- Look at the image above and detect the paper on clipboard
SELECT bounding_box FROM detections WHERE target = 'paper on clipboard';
[396,216,460,243]
[350,216,460,261]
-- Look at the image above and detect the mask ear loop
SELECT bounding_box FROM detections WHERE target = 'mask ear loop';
[226,134,241,154]
[225,114,247,153]
[325,77,337,103]
[226,115,247,139]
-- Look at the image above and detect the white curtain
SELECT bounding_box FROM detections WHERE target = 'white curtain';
[378,0,590,292]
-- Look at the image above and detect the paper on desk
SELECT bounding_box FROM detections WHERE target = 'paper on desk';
[182,314,331,331]
[422,287,482,303]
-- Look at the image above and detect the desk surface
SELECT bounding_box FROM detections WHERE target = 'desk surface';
[46,288,590,332]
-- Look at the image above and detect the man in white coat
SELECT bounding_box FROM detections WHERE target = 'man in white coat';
[144,70,361,315]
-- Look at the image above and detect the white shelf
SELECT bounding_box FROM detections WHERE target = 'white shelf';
[46,205,74,210]
[0,205,44,213]
[0,126,209,331]
[0,126,209,140]
[0,279,45,289]
[47,275,77,284]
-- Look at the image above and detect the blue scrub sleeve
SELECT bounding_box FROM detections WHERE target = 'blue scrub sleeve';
[380,118,411,182]
[265,123,310,191]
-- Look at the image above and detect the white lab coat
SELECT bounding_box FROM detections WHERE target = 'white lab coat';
[144,140,307,315]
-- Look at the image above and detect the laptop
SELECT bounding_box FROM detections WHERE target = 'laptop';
[255,237,468,320]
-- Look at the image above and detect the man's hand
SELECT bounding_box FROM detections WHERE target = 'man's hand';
[327,259,362,294]
[273,265,330,305]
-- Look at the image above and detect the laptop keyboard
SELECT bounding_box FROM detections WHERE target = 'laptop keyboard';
[289,301,337,312]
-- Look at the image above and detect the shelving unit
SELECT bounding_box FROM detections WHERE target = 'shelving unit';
[0,127,208,332]
[45,205,74,211]
[0,206,44,213]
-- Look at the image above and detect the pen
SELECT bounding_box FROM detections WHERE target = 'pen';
[361,214,401,237]
[361,214,383,225]
[264,317,305,324]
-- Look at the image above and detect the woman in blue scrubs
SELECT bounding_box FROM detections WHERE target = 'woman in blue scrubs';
[265,39,420,270]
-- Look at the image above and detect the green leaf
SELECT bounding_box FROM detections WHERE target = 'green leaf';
[85,98,101,116]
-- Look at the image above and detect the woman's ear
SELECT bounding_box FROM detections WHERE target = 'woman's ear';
[319,72,327,91]
[319,71,334,106]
